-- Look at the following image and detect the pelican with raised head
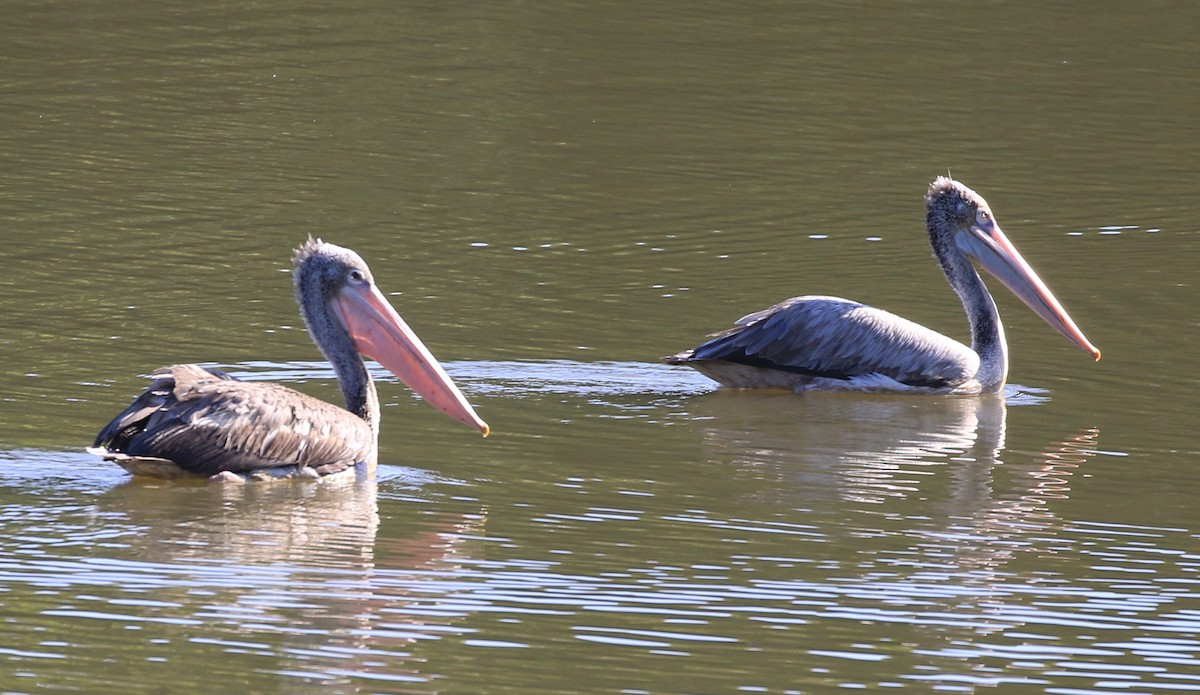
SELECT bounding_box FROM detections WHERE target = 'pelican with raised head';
[664,177,1100,394]
[90,238,489,481]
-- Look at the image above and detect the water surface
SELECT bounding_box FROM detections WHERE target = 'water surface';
[2,1,1197,693]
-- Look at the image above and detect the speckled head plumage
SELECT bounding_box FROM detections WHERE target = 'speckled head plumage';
[293,236,373,286]
[290,237,377,369]
[290,237,492,437]
[925,176,992,235]
[292,237,379,310]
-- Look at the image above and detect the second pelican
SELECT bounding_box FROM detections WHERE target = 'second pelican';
[664,177,1100,393]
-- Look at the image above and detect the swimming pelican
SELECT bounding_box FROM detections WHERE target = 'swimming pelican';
[89,238,489,481]
[663,177,1100,393]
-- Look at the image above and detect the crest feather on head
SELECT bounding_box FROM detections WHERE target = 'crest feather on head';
[926,175,977,203]
[292,235,327,268]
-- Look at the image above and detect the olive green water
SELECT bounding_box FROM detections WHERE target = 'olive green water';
[2,2,1198,693]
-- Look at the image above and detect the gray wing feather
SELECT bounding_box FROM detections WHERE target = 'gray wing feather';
[676,296,978,389]
[93,364,372,476]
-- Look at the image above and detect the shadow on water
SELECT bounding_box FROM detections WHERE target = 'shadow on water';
[678,387,1049,497]
[652,390,1200,692]
[676,389,1100,565]
[7,362,1200,693]
[0,448,489,692]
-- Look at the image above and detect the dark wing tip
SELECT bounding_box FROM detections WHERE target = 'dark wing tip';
[662,351,694,365]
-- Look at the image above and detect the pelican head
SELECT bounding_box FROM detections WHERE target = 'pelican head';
[925,177,1101,361]
[293,237,490,435]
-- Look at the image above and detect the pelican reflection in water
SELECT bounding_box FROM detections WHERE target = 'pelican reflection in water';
[665,177,1100,393]
[90,238,489,482]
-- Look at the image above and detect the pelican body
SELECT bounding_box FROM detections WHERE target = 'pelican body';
[90,239,489,481]
[664,177,1100,394]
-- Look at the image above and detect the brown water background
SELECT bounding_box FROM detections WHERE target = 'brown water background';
[2,2,1198,693]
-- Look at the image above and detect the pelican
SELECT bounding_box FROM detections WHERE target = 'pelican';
[89,238,489,481]
[664,177,1100,394]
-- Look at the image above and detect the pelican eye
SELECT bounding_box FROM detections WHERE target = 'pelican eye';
[347,268,368,284]
[975,209,992,226]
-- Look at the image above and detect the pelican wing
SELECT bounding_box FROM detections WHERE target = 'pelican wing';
[669,296,979,390]
[93,364,373,476]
